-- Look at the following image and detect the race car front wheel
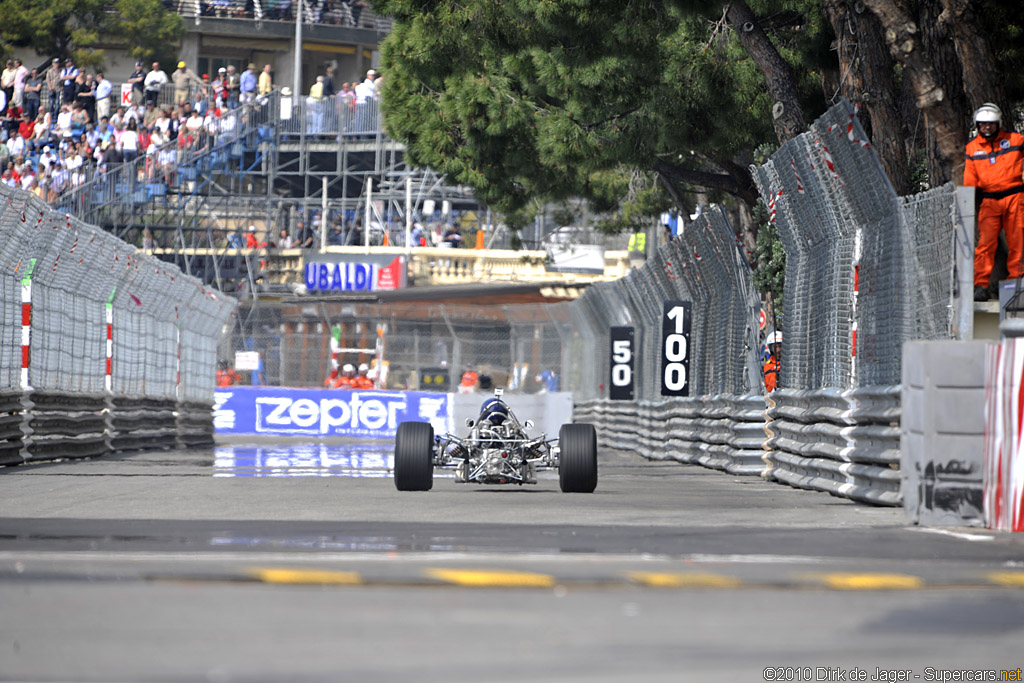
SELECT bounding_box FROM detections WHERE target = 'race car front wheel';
[394,421,434,491]
[558,423,598,493]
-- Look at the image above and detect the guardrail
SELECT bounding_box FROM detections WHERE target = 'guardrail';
[574,395,768,476]
[575,387,902,506]
[764,387,901,506]
[1,391,214,466]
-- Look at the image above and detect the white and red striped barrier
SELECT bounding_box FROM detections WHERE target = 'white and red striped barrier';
[984,341,1024,532]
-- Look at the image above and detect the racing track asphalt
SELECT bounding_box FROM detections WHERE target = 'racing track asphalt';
[0,445,1022,682]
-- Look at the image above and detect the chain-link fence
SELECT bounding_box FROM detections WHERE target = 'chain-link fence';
[0,183,235,401]
[751,99,958,390]
[222,300,565,394]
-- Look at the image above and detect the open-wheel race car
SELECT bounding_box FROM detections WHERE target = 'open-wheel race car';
[393,390,597,493]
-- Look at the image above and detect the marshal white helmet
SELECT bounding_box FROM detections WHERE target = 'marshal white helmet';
[766,331,782,345]
[342,363,355,373]
[974,103,1002,124]
[358,363,369,373]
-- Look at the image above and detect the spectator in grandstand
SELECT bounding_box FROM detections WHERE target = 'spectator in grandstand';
[258,64,273,97]
[225,65,240,108]
[127,61,146,106]
[212,67,227,108]
[322,66,336,98]
[353,69,376,132]
[309,75,324,101]
[411,222,425,247]
[76,72,96,123]
[158,142,176,186]
[94,71,112,122]
[184,109,204,148]
[144,62,168,108]
[22,68,42,123]
[17,112,34,148]
[60,59,79,110]
[143,102,160,128]
[172,61,202,106]
[443,225,463,248]
[44,59,61,117]
[297,220,315,248]
[12,59,27,110]
[56,103,73,141]
[38,145,56,171]
[240,63,257,104]
[327,221,345,245]
[278,228,295,248]
[120,119,140,162]
[1,60,16,114]
[69,102,89,141]
[193,87,209,117]
[142,228,155,250]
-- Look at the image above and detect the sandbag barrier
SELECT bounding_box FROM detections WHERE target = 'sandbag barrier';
[574,395,767,476]
[764,387,901,506]
[576,387,902,506]
[0,390,214,466]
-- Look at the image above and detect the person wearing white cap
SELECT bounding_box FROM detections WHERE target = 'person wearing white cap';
[352,363,374,390]
[245,225,259,249]
[763,330,782,392]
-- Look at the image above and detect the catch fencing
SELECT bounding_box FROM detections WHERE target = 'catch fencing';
[0,184,235,465]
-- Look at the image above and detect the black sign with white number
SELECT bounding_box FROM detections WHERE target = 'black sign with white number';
[609,326,635,400]
[660,301,691,397]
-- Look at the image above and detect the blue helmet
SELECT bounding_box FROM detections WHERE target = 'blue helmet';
[480,398,509,424]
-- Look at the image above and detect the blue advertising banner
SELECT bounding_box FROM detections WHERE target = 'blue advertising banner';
[214,387,452,438]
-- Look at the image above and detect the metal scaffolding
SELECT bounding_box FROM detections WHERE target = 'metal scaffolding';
[53,90,485,292]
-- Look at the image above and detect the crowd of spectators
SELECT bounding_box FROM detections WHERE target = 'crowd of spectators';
[0,57,280,201]
[196,0,375,28]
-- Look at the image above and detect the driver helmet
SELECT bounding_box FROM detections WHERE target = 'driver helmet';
[479,397,509,424]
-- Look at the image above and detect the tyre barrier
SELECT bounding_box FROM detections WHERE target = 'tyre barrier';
[764,387,901,506]
[576,387,901,506]
[574,395,768,476]
[0,390,213,466]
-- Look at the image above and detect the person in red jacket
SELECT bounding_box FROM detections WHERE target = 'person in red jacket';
[964,103,1024,301]
[763,331,781,393]
[216,360,242,387]
[351,363,375,390]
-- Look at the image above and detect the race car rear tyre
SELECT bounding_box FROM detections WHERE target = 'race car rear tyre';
[558,423,598,493]
[394,421,434,491]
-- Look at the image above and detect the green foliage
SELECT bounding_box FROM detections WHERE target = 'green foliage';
[751,200,785,315]
[0,0,183,67]
[373,0,830,235]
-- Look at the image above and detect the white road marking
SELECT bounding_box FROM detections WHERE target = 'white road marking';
[907,528,995,542]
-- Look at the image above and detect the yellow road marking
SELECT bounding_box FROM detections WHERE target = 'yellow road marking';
[249,568,363,585]
[809,573,923,590]
[988,572,1024,587]
[425,568,556,588]
[627,571,742,588]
